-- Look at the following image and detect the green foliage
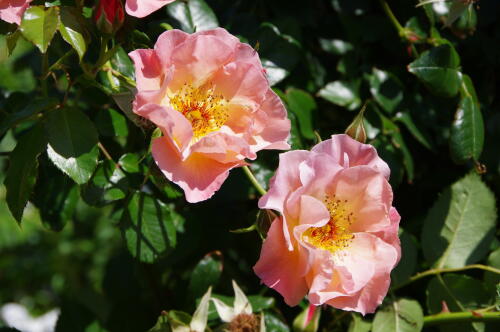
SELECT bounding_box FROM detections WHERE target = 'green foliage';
[372,298,424,332]
[20,6,60,53]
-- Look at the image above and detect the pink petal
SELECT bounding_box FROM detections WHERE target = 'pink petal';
[128,49,163,91]
[312,134,390,179]
[254,217,309,306]
[125,0,176,18]
[154,29,189,68]
[190,131,255,163]
[152,136,244,203]
[0,0,31,25]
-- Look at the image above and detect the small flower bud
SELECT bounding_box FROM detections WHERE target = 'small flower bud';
[345,104,367,144]
[94,0,125,35]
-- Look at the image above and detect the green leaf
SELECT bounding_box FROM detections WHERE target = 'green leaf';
[118,153,140,173]
[445,1,470,27]
[20,6,60,53]
[318,80,361,110]
[188,251,223,300]
[422,173,497,269]
[286,88,316,140]
[426,274,490,332]
[369,68,404,113]
[4,124,47,223]
[319,38,353,55]
[372,298,424,332]
[148,314,171,332]
[394,111,433,151]
[391,229,418,287]
[45,108,99,184]
[6,30,21,56]
[408,44,461,98]
[265,311,290,332]
[58,7,89,61]
[348,314,371,332]
[450,75,484,163]
[0,98,58,137]
[80,160,128,206]
[120,192,181,263]
[166,0,218,33]
[95,108,129,137]
[484,248,500,288]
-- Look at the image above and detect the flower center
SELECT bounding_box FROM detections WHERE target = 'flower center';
[302,195,354,253]
[169,83,229,139]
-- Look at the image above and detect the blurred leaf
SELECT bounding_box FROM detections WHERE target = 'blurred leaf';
[394,111,433,151]
[426,274,490,332]
[408,44,461,98]
[422,173,496,269]
[45,108,99,184]
[405,17,427,43]
[95,108,129,137]
[445,1,471,27]
[0,98,58,137]
[319,38,353,55]
[58,6,88,61]
[148,314,171,332]
[166,0,218,33]
[391,229,418,287]
[81,160,128,206]
[258,23,301,86]
[265,311,290,332]
[372,298,423,332]
[121,192,180,263]
[450,75,484,163]
[348,314,371,332]
[484,248,500,288]
[286,88,316,140]
[5,30,21,56]
[4,124,47,223]
[188,251,223,300]
[369,68,403,114]
[318,80,361,110]
[20,6,60,53]
[331,0,372,16]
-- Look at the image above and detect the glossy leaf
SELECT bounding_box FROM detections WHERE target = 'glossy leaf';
[166,0,218,33]
[20,6,60,53]
[58,7,88,61]
[120,192,181,263]
[188,251,223,300]
[286,88,316,140]
[4,124,47,223]
[95,108,129,137]
[408,44,461,98]
[318,80,361,110]
[422,173,496,269]
[450,75,484,163]
[80,160,128,206]
[118,153,140,173]
[45,108,99,184]
[372,298,423,332]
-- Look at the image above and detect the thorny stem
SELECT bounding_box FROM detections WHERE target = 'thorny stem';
[424,311,500,326]
[391,264,500,291]
[242,165,267,196]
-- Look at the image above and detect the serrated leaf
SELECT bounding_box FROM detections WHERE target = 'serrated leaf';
[20,6,60,53]
[121,192,180,263]
[286,88,316,140]
[422,173,497,269]
[188,251,223,300]
[450,75,484,163]
[369,68,403,113]
[372,298,423,332]
[318,80,361,110]
[408,44,461,98]
[166,0,218,33]
[4,124,47,223]
[58,7,88,61]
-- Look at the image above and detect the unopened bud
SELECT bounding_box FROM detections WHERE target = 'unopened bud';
[94,0,125,35]
[345,104,367,144]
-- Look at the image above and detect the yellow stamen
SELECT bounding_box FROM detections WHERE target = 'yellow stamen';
[169,83,229,139]
[302,195,354,253]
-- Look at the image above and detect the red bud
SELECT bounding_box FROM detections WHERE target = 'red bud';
[94,0,125,35]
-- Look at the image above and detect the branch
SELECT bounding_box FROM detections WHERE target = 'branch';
[242,165,267,196]
[424,311,500,326]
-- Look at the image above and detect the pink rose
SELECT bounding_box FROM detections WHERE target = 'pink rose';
[125,0,176,18]
[0,0,32,25]
[253,134,400,315]
[129,28,290,203]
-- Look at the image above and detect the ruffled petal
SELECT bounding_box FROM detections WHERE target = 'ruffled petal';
[125,0,176,18]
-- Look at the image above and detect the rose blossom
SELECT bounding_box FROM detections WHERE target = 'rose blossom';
[129,28,290,203]
[253,134,400,314]
[0,0,32,25]
[125,0,176,18]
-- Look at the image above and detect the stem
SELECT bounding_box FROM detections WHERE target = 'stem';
[98,142,121,169]
[46,49,75,74]
[41,52,49,97]
[242,165,267,196]
[379,0,405,36]
[392,264,500,291]
[424,311,500,326]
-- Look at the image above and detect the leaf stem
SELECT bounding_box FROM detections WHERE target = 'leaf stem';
[424,311,500,326]
[242,165,267,196]
[378,0,405,36]
[392,264,500,291]
[98,142,121,169]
